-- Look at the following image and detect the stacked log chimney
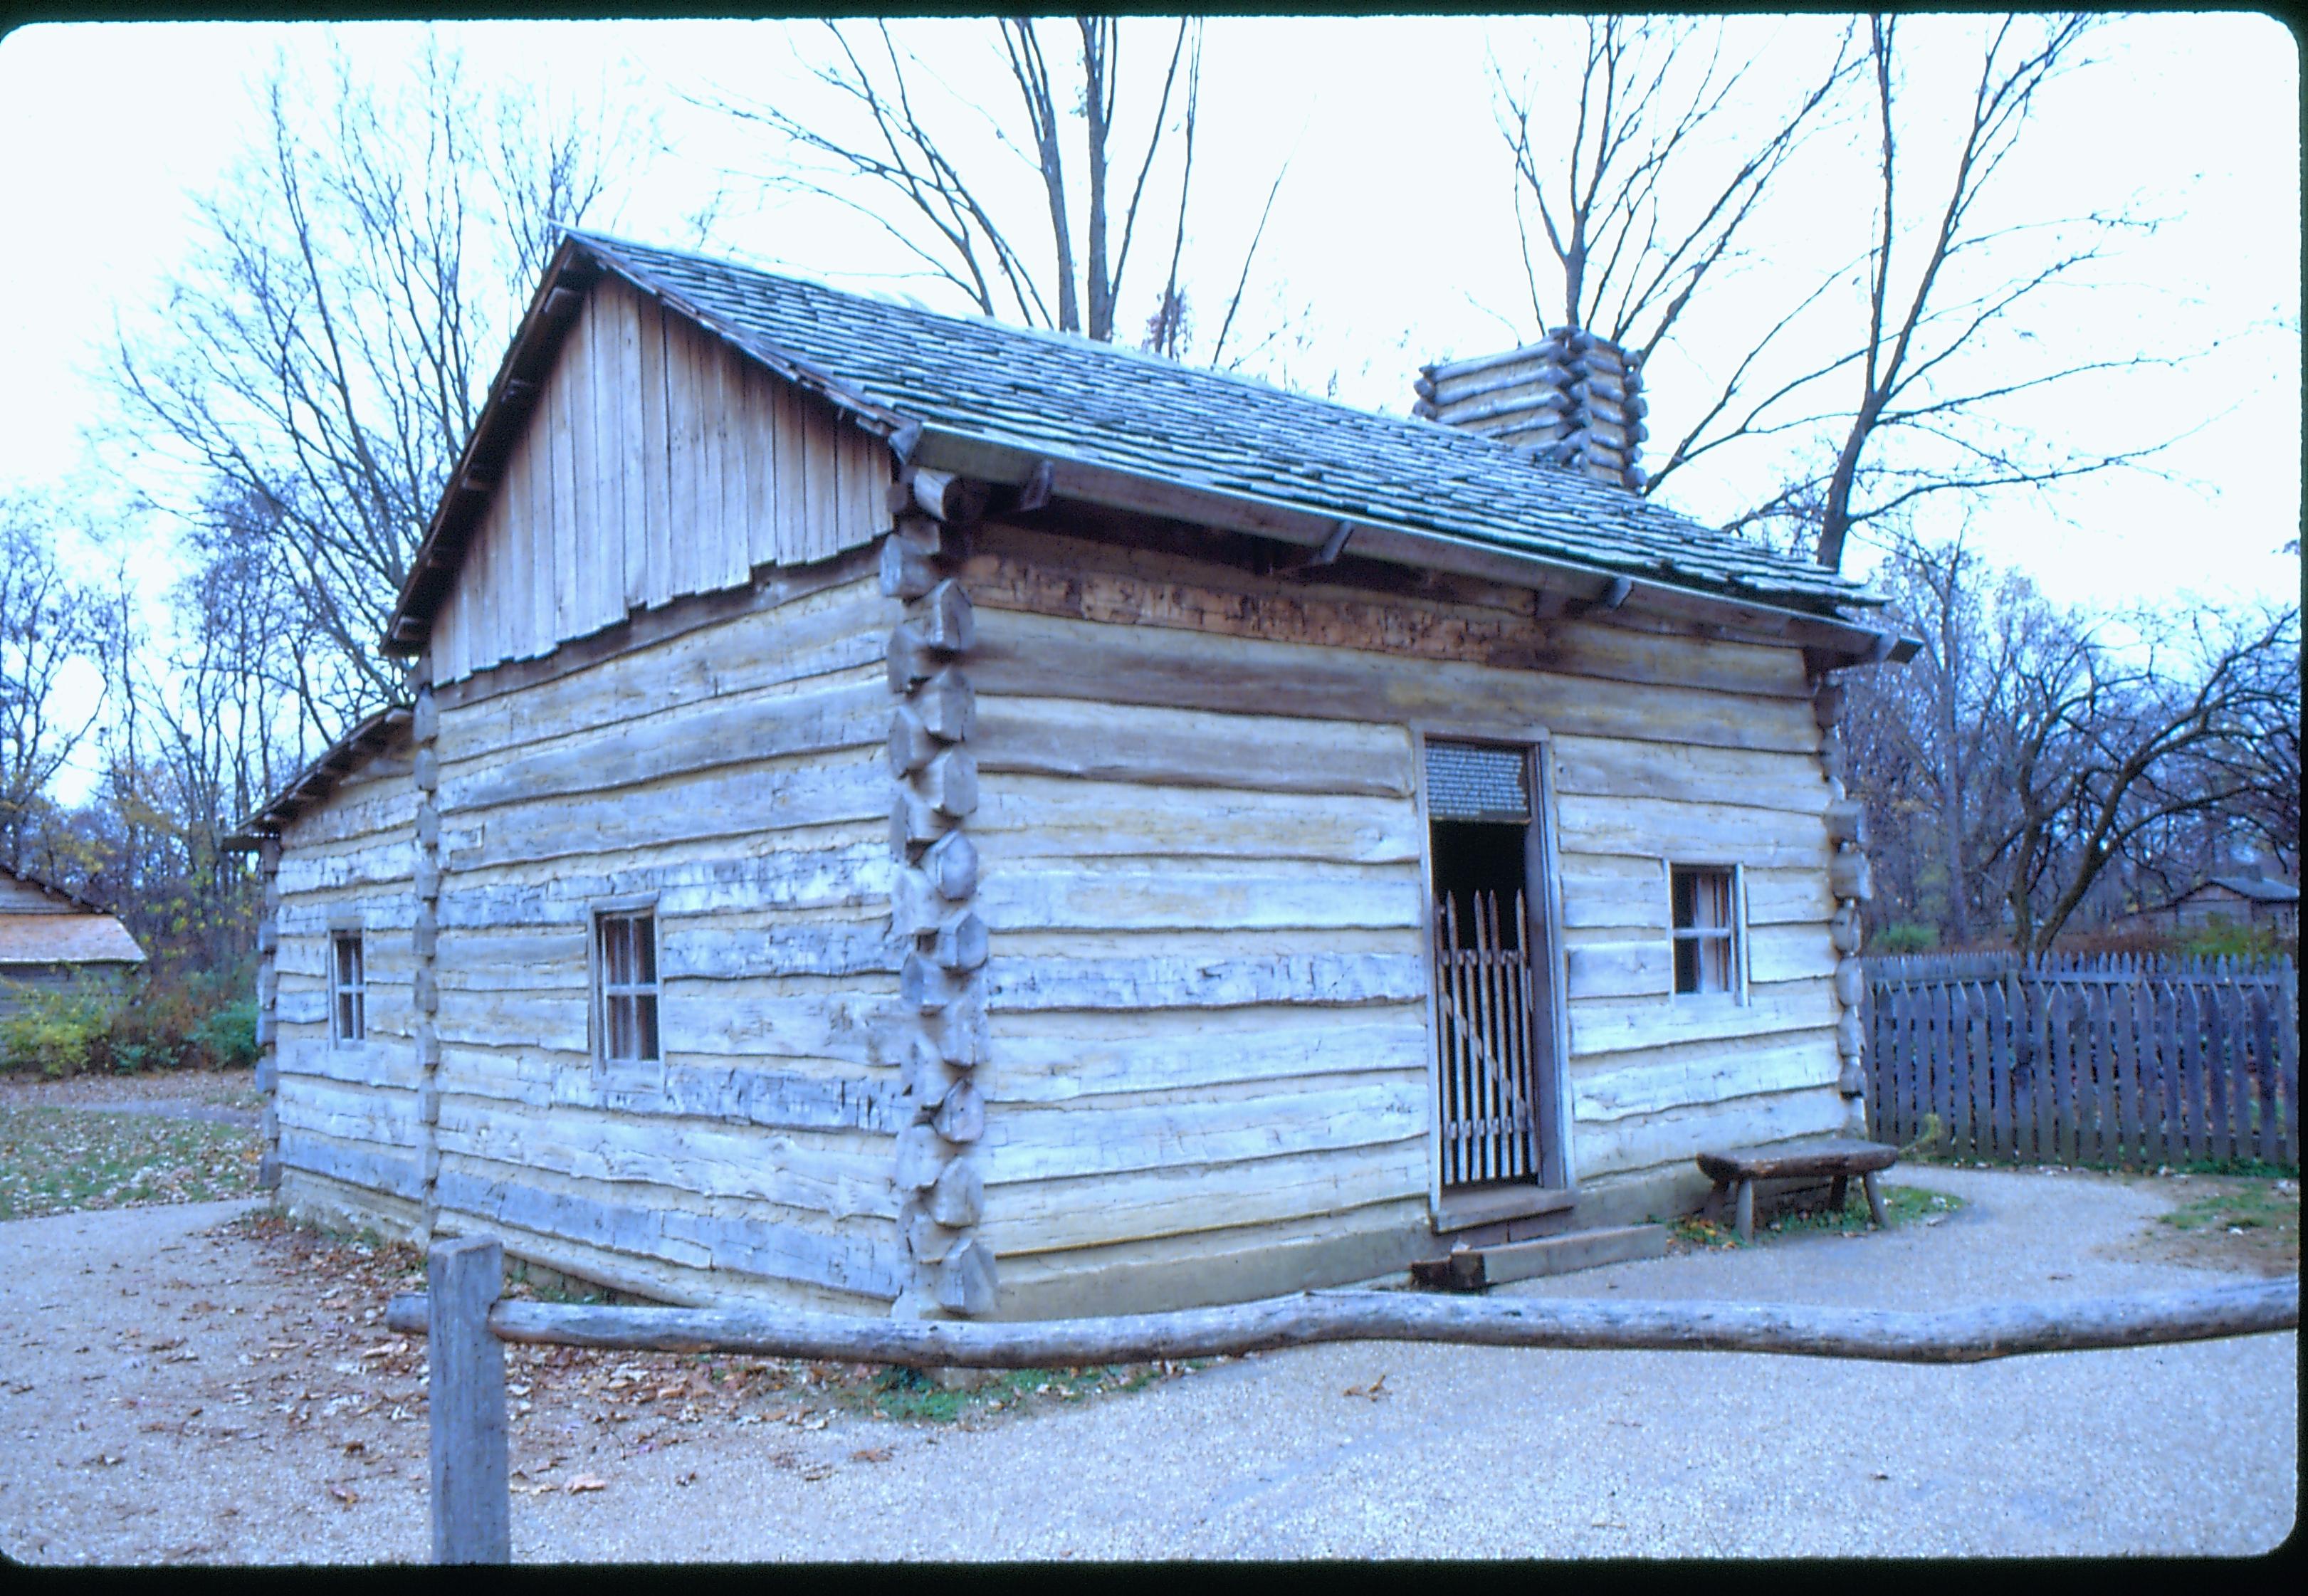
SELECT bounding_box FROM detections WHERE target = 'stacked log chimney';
[1415,327,1647,492]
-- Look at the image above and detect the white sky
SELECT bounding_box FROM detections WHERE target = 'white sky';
[0,14,2299,799]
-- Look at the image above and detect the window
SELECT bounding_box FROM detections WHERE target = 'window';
[594,910,661,1064]
[330,932,366,1044]
[1670,865,1741,997]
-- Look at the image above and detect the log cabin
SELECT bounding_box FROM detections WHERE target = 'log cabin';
[233,229,1916,1320]
[0,864,147,1022]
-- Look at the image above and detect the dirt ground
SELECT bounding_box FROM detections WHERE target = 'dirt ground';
[0,1081,2295,1563]
[0,1069,261,1127]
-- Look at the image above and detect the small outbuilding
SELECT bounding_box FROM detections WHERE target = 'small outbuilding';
[237,230,1914,1321]
[0,864,147,1019]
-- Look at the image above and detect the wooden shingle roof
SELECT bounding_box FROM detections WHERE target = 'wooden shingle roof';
[387,230,1902,656]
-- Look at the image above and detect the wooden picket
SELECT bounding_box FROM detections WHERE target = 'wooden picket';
[1863,952,2298,1171]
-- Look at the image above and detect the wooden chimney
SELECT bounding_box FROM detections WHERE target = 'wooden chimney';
[1415,327,1648,492]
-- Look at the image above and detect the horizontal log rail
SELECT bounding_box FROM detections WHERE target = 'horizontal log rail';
[387,1273,2296,1368]
[390,1237,2297,1563]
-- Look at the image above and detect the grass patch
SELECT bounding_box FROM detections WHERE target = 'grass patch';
[849,1360,1207,1425]
[0,1103,261,1219]
[2151,1176,2300,1273]
[1673,1183,1965,1249]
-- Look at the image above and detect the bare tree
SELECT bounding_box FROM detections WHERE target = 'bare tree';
[1840,531,2299,952]
[1493,15,1859,496]
[707,16,1287,361]
[107,38,635,728]
[1497,14,2190,571]
[0,494,109,871]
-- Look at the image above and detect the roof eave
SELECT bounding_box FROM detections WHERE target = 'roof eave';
[232,705,415,841]
[906,424,1919,669]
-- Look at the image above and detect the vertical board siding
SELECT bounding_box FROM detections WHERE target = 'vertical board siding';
[431,277,891,683]
[1863,954,2299,1170]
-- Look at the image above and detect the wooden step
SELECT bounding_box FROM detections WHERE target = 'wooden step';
[1410,1223,1669,1292]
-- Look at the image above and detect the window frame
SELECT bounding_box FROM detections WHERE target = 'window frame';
[589,898,663,1073]
[1666,861,1748,1004]
[329,930,367,1046]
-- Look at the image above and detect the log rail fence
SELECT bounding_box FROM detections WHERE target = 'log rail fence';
[389,1236,2299,1563]
[1864,952,2299,1170]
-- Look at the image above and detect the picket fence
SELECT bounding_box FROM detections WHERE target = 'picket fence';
[1863,952,2299,1170]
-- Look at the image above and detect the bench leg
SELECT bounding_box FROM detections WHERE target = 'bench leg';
[1830,1174,1849,1214]
[1862,1170,1887,1228]
[1734,1178,1753,1244]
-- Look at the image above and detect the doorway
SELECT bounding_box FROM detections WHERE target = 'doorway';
[1423,740,1565,1192]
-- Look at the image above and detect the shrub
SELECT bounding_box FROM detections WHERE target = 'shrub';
[1874,921,1939,955]
[0,977,120,1078]
[101,962,260,1073]
[189,998,260,1069]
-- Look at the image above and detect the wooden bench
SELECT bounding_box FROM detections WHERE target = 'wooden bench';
[1695,1137,1900,1243]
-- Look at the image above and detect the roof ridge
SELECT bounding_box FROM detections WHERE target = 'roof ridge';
[567,227,1787,557]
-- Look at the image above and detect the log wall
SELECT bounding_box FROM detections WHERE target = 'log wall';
[421,555,912,1311]
[958,523,1846,1312]
[272,736,426,1229]
[430,275,891,684]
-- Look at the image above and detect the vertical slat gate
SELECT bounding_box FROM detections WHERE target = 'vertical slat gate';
[1433,890,1542,1188]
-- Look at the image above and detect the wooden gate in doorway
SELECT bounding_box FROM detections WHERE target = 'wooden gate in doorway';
[1432,889,1543,1185]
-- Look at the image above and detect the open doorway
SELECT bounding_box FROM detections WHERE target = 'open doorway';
[1423,740,1563,1193]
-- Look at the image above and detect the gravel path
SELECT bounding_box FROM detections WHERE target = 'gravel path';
[0,1167,2294,1563]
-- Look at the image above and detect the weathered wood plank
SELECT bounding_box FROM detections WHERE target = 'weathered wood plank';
[974,777,1421,868]
[975,866,1422,935]
[982,1143,1427,1256]
[1572,1082,1849,1177]
[962,521,1816,700]
[983,1073,1427,1185]
[983,951,1427,1013]
[985,1004,1429,1102]
[431,1162,903,1298]
[437,577,889,768]
[973,695,1414,797]
[1570,1028,1837,1123]
[1568,977,1835,1059]
[439,678,888,814]
[436,1097,896,1217]
[439,750,891,868]
[1551,735,1829,814]
[968,606,1823,753]
[1554,794,1832,871]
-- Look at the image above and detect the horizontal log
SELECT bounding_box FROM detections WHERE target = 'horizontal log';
[962,525,1813,701]
[970,607,1822,755]
[386,1275,2299,1368]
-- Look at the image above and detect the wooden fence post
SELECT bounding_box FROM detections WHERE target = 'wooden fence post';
[429,1235,510,1565]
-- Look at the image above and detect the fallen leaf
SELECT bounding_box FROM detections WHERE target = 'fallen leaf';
[342,1439,366,1455]
[656,1385,686,1401]
[1343,1373,1390,1400]
[328,1484,357,1506]
[799,1464,835,1482]
[567,1474,609,1493]
[851,1447,892,1464]
[676,1470,700,1487]
[1871,1471,1890,1481]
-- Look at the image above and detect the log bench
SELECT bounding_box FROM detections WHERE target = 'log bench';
[1695,1137,1901,1244]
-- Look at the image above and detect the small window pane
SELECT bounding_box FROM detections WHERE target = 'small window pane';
[634,993,659,1062]
[331,932,365,1044]
[1669,866,1738,997]
[595,911,661,1064]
